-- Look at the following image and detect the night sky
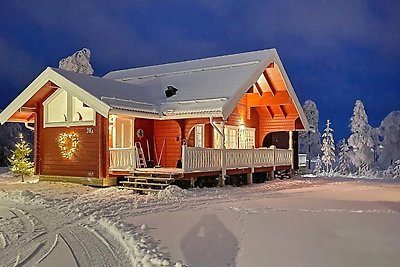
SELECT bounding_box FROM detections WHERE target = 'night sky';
[1,1,399,140]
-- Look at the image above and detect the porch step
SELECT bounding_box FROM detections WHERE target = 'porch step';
[117,186,159,193]
[119,175,175,194]
[121,181,170,187]
[126,176,175,183]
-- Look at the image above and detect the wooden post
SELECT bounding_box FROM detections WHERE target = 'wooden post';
[247,172,253,185]
[131,147,136,170]
[220,121,226,186]
[289,130,294,169]
[181,143,186,172]
[112,115,117,148]
[270,145,276,171]
[248,147,254,185]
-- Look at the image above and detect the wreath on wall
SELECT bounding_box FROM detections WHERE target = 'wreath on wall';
[57,133,79,159]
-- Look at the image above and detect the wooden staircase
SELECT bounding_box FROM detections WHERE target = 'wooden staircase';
[120,172,175,194]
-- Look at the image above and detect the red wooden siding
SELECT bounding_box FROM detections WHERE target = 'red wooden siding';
[134,118,155,162]
[178,118,215,148]
[153,120,181,168]
[186,123,213,148]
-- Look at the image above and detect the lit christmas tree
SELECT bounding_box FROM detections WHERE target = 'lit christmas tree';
[8,133,34,182]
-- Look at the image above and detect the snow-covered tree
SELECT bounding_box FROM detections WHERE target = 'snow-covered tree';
[348,100,374,174]
[8,134,34,182]
[379,111,400,167]
[59,48,94,75]
[338,139,351,175]
[321,120,335,173]
[314,154,322,176]
[299,100,321,168]
[394,160,400,179]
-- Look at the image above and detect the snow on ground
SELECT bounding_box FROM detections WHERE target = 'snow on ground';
[0,172,399,267]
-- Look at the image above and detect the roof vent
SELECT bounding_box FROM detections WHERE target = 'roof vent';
[165,85,178,97]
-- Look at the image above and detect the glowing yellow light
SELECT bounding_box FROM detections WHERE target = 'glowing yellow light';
[57,133,79,159]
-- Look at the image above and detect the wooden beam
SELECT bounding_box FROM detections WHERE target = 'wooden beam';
[247,91,291,107]
[278,105,287,118]
[266,106,274,118]
[263,70,276,95]
[254,82,263,96]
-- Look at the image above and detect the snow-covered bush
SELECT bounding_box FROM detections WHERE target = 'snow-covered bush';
[321,120,335,173]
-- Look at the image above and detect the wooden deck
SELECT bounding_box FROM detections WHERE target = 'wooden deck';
[109,146,293,184]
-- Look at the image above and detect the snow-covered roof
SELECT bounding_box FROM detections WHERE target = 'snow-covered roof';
[0,48,309,130]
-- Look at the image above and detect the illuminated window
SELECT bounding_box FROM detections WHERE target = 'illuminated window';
[72,96,94,122]
[194,124,205,147]
[227,128,238,149]
[43,88,95,127]
[239,128,255,149]
[46,90,68,123]
[213,124,255,149]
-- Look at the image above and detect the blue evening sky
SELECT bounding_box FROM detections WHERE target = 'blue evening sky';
[0,0,399,140]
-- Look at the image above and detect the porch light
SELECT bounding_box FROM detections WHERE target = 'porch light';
[239,123,245,130]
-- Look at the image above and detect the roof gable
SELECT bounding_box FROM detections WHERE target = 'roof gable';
[0,68,110,124]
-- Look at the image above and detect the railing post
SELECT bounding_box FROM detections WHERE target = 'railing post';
[289,130,294,170]
[270,145,276,171]
[247,147,254,185]
[181,144,186,173]
[131,147,136,170]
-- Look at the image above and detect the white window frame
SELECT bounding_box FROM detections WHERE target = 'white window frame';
[239,128,256,149]
[194,124,205,148]
[226,126,238,149]
[213,123,255,149]
[43,88,96,128]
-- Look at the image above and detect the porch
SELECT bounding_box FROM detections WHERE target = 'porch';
[109,145,293,182]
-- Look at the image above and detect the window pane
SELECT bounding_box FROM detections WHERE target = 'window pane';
[214,127,222,149]
[47,90,68,123]
[72,97,94,122]
[195,125,204,147]
[239,128,255,149]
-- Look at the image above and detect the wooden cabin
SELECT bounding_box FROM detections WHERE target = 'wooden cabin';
[0,49,309,186]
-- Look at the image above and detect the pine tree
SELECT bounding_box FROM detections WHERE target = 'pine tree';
[298,100,321,169]
[314,154,322,176]
[338,139,351,175]
[321,119,335,173]
[348,100,374,174]
[8,134,34,182]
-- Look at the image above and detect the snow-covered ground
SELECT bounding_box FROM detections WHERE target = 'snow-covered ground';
[0,172,399,267]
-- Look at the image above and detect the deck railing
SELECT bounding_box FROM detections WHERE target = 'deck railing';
[182,147,221,173]
[182,145,292,173]
[109,147,136,170]
[275,149,293,167]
